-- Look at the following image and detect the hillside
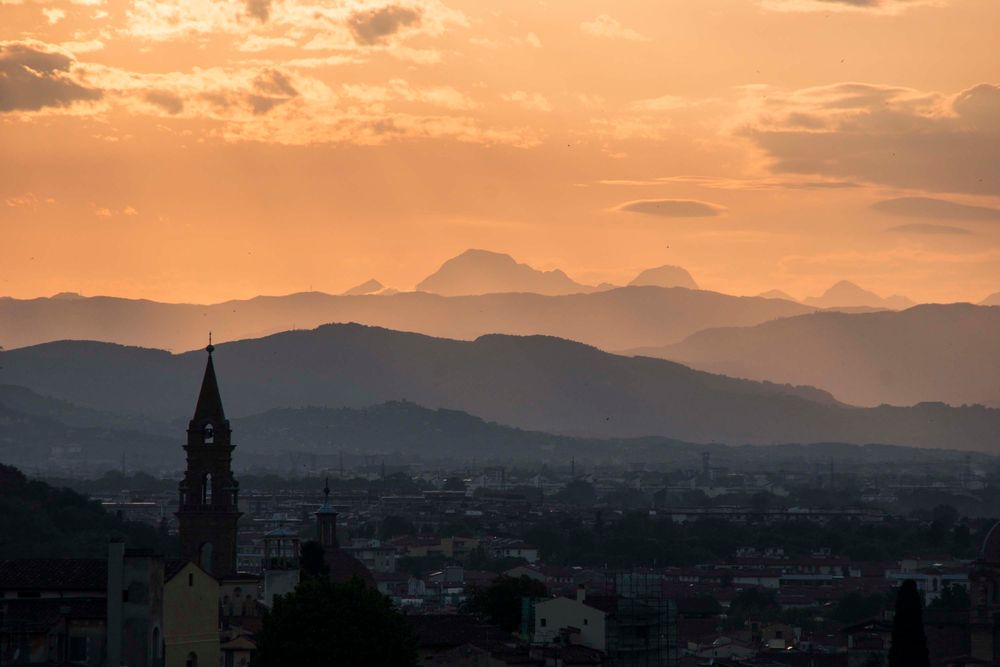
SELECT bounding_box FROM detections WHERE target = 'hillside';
[0,286,813,353]
[0,464,174,558]
[629,304,1000,408]
[2,325,999,451]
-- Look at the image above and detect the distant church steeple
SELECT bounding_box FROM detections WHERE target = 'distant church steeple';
[176,341,242,578]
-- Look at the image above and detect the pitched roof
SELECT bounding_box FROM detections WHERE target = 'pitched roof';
[0,559,106,592]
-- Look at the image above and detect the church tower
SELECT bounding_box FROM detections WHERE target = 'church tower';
[176,342,241,578]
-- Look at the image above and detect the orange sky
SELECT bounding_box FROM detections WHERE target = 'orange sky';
[2,0,998,304]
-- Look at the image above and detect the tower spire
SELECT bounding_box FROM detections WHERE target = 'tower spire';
[192,343,225,422]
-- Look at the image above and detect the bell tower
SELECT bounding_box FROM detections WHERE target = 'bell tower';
[176,341,241,578]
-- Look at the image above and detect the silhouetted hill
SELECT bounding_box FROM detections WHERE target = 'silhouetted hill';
[629,304,1000,408]
[415,249,590,296]
[0,386,176,471]
[628,265,698,290]
[0,464,173,558]
[0,286,814,352]
[804,280,914,310]
[3,325,999,451]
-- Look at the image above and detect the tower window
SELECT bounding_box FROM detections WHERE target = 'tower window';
[202,473,213,505]
[203,424,214,444]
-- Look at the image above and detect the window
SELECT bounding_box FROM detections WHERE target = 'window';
[204,424,214,444]
[202,473,212,505]
[583,618,588,626]
[186,652,199,667]
[69,637,87,663]
[189,573,194,587]
[540,618,547,627]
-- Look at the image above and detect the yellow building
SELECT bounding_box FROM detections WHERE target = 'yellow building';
[163,561,221,667]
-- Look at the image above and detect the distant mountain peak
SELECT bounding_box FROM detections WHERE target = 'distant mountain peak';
[805,280,914,310]
[982,292,1000,306]
[342,279,384,296]
[758,289,797,302]
[628,265,699,290]
[415,249,590,296]
[51,292,85,300]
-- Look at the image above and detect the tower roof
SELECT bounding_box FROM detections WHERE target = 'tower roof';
[317,477,337,515]
[192,344,226,423]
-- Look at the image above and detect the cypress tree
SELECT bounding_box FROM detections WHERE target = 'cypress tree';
[888,579,929,667]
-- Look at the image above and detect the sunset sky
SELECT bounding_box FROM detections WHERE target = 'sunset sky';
[2,0,998,304]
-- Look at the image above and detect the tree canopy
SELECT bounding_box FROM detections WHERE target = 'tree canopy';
[256,577,417,667]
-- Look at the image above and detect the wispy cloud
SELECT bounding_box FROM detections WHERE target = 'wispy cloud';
[580,14,648,42]
[617,199,726,218]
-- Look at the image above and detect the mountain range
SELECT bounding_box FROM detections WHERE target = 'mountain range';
[0,285,813,353]
[2,324,998,452]
[626,304,1000,408]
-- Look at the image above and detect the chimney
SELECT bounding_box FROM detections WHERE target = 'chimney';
[576,584,586,603]
[106,540,125,667]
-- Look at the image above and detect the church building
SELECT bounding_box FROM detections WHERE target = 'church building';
[176,341,242,579]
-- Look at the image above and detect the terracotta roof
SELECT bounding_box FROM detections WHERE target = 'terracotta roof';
[328,549,375,587]
[0,597,106,630]
[0,559,106,592]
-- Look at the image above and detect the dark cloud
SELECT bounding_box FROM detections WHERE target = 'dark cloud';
[144,90,184,114]
[247,69,297,114]
[872,196,1000,221]
[245,0,272,21]
[746,83,1000,196]
[0,42,101,112]
[348,6,422,45]
[618,199,725,218]
[886,223,972,235]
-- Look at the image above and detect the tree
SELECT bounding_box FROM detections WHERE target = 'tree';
[256,577,417,667]
[928,584,970,611]
[299,540,329,579]
[465,575,547,633]
[553,480,596,506]
[833,592,885,625]
[888,579,929,667]
[443,477,467,492]
[379,515,416,540]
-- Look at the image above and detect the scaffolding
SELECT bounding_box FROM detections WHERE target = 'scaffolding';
[603,570,678,667]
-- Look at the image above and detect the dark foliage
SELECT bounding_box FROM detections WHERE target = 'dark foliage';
[465,575,547,633]
[888,579,929,667]
[256,577,417,667]
[0,464,175,558]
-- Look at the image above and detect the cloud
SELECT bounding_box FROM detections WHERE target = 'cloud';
[886,223,971,235]
[0,41,102,112]
[348,5,421,45]
[760,0,942,13]
[245,0,270,21]
[42,7,65,23]
[600,175,860,190]
[872,197,1000,221]
[742,82,1000,196]
[144,90,184,114]
[580,15,648,42]
[502,91,552,112]
[247,68,298,114]
[617,199,726,217]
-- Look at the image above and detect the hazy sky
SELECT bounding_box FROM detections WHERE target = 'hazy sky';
[2,0,998,303]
